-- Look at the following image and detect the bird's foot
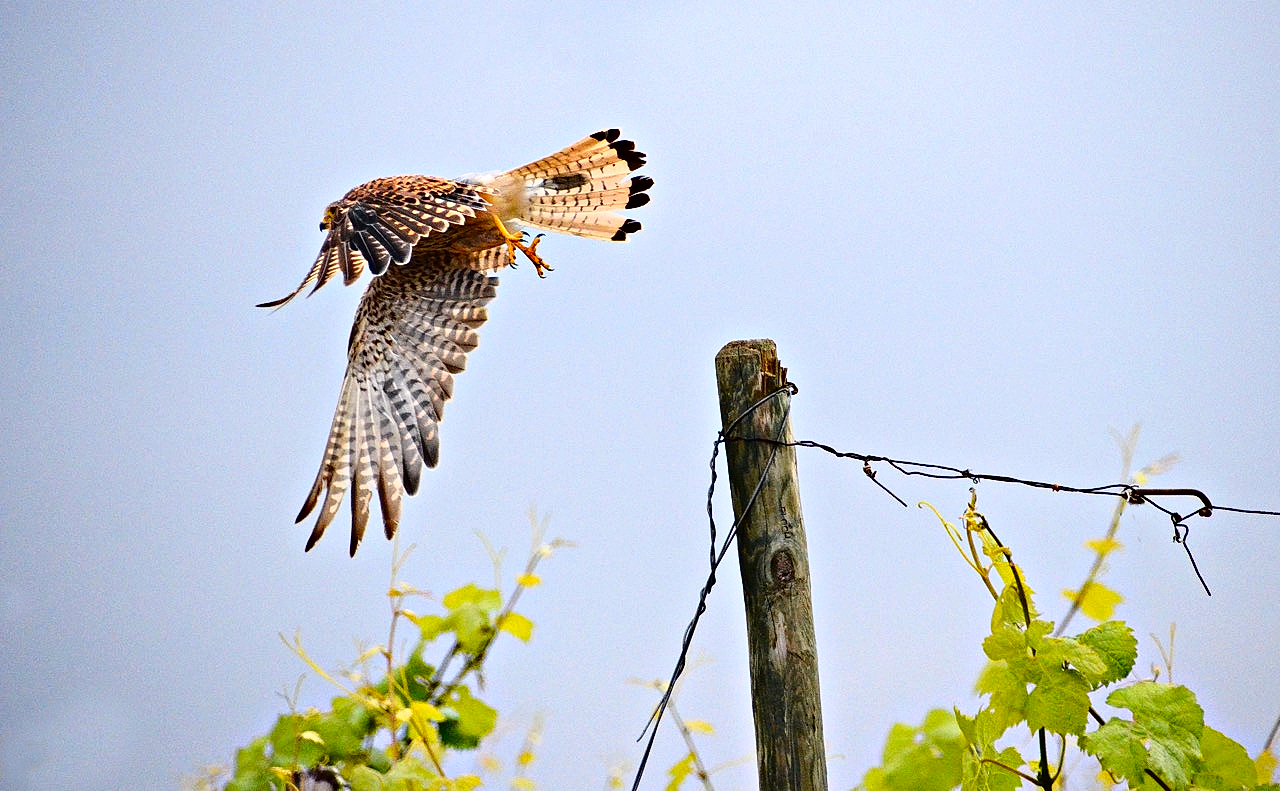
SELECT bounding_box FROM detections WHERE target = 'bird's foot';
[494,217,553,277]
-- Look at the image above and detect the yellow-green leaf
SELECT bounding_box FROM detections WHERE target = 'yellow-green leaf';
[1025,665,1091,736]
[1061,582,1123,621]
[683,719,715,734]
[516,573,541,587]
[1256,748,1277,784]
[438,686,497,749]
[1040,636,1108,679]
[443,583,502,612]
[411,700,445,722]
[406,700,445,741]
[349,764,384,791]
[665,752,696,791]
[299,729,324,745]
[449,606,493,652]
[1195,726,1257,789]
[1076,621,1137,686]
[975,660,1027,734]
[499,612,534,642]
[1085,537,1122,555]
[408,613,448,642]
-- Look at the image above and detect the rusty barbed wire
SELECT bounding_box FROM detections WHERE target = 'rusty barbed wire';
[731,436,1280,596]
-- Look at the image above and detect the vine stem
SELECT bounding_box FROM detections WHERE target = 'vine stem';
[980,517,1053,790]
[383,536,413,761]
[1264,713,1280,754]
[980,757,1039,785]
[668,700,715,791]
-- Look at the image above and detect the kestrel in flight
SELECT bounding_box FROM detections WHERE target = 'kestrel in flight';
[261,130,651,555]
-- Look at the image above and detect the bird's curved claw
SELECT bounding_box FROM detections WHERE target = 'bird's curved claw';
[526,234,552,278]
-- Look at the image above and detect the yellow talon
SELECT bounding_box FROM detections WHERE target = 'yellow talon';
[492,216,553,277]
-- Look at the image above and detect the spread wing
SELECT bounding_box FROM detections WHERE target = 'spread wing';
[296,249,505,555]
[258,176,493,309]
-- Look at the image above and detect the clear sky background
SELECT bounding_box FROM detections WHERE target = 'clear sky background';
[2,4,1277,789]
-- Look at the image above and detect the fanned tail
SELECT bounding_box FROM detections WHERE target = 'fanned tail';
[503,129,652,241]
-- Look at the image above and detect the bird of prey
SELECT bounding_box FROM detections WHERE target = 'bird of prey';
[261,130,651,555]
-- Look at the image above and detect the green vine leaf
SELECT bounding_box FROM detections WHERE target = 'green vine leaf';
[961,743,1024,791]
[974,661,1027,735]
[268,713,325,768]
[858,709,964,791]
[380,756,439,789]
[381,646,436,706]
[978,611,1093,736]
[349,764,385,791]
[1074,621,1137,687]
[1038,635,1107,680]
[955,708,1025,791]
[1080,681,1204,790]
[408,613,448,643]
[438,584,502,653]
[1024,664,1090,736]
[991,585,1038,631]
[442,583,502,612]
[319,695,378,758]
[1191,726,1260,791]
[981,625,1025,663]
[224,736,272,791]
[438,685,498,749]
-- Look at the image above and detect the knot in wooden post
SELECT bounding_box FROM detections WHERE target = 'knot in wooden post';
[771,549,796,587]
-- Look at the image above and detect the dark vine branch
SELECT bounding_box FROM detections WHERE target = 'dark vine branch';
[977,517,1055,789]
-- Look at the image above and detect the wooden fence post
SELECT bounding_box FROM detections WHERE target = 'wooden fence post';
[714,339,828,791]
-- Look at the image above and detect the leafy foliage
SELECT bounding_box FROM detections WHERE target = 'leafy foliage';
[859,491,1278,791]
[206,520,725,791]
[860,709,965,791]
[1080,682,1205,789]
[215,536,560,791]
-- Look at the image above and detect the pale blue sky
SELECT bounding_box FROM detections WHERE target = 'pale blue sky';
[2,3,1277,789]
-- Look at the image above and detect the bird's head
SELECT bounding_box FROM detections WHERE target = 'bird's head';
[319,202,343,232]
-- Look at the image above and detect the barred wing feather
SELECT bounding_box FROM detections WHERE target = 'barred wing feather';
[296,255,499,555]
